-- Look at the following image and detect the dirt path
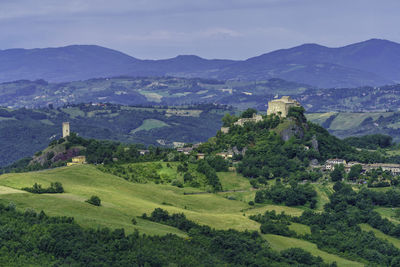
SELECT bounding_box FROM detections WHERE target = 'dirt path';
[0,185,26,194]
[183,188,257,195]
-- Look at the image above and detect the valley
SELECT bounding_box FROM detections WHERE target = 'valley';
[2,105,400,265]
[2,1,399,266]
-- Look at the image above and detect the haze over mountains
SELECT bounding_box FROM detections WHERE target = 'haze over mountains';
[0,38,399,88]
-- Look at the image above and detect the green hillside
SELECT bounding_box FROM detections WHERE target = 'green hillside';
[307,111,400,142]
[5,106,400,265]
[0,165,362,266]
[0,103,227,167]
[0,165,258,234]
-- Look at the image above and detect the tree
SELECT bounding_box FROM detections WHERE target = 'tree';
[241,108,257,118]
[221,113,237,127]
[348,164,363,180]
[330,164,345,182]
[287,106,306,123]
[86,195,101,206]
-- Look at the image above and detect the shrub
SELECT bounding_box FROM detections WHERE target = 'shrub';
[131,217,137,225]
[22,182,64,194]
[171,180,183,188]
[86,195,101,206]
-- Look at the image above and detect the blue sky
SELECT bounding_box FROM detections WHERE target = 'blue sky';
[0,0,398,59]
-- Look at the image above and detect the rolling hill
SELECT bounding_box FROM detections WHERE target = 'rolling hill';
[0,103,227,167]
[3,105,400,265]
[0,39,399,87]
[0,164,362,266]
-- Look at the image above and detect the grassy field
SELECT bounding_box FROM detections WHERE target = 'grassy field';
[0,165,261,234]
[263,234,364,266]
[288,222,311,235]
[245,204,305,217]
[375,207,400,224]
[0,165,370,266]
[218,171,252,191]
[130,119,169,134]
[360,224,400,249]
[307,112,395,131]
[313,183,334,211]
[305,112,337,125]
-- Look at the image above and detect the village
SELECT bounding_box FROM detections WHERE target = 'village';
[61,96,400,187]
[324,158,400,175]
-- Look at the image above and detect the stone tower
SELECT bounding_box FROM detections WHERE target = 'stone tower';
[62,122,70,138]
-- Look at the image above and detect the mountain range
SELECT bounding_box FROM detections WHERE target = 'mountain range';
[1,39,400,88]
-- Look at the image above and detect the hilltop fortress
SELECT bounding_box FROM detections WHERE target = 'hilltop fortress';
[220,96,301,134]
[267,96,301,118]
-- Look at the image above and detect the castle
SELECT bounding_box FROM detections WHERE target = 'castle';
[219,96,301,134]
[267,96,301,117]
[62,122,70,138]
[233,113,263,126]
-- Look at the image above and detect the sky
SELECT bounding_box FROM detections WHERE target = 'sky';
[0,0,399,60]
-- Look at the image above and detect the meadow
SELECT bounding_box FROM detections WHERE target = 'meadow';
[0,164,367,266]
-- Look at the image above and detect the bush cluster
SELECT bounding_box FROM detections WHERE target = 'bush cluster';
[22,182,64,194]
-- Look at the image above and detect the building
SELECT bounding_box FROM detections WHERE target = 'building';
[177,147,193,155]
[139,150,150,155]
[267,96,301,117]
[196,153,205,160]
[173,142,185,148]
[234,113,263,127]
[62,122,70,138]
[325,159,347,170]
[324,160,400,176]
[364,163,400,175]
[67,156,86,166]
[220,127,230,134]
[216,151,234,159]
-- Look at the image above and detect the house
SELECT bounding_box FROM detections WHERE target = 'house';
[216,151,234,159]
[139,150,150,155]
[324,159,347,170]
[67,156,86,166]
[196,153,205,160]
[177,147,193,155]
[365,163,400,175]
[173,142,185,148]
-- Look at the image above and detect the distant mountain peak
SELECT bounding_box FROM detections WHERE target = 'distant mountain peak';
[0,39,399,87]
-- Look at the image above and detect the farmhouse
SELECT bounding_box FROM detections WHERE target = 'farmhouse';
[177,147,193,155]
[196,153,205,160]
[67,156,86,166]
[216,151,234,159]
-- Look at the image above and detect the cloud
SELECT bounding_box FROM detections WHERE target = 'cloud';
[115,27,243,43]
[0,0,295,20]
[200,28,243,38]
